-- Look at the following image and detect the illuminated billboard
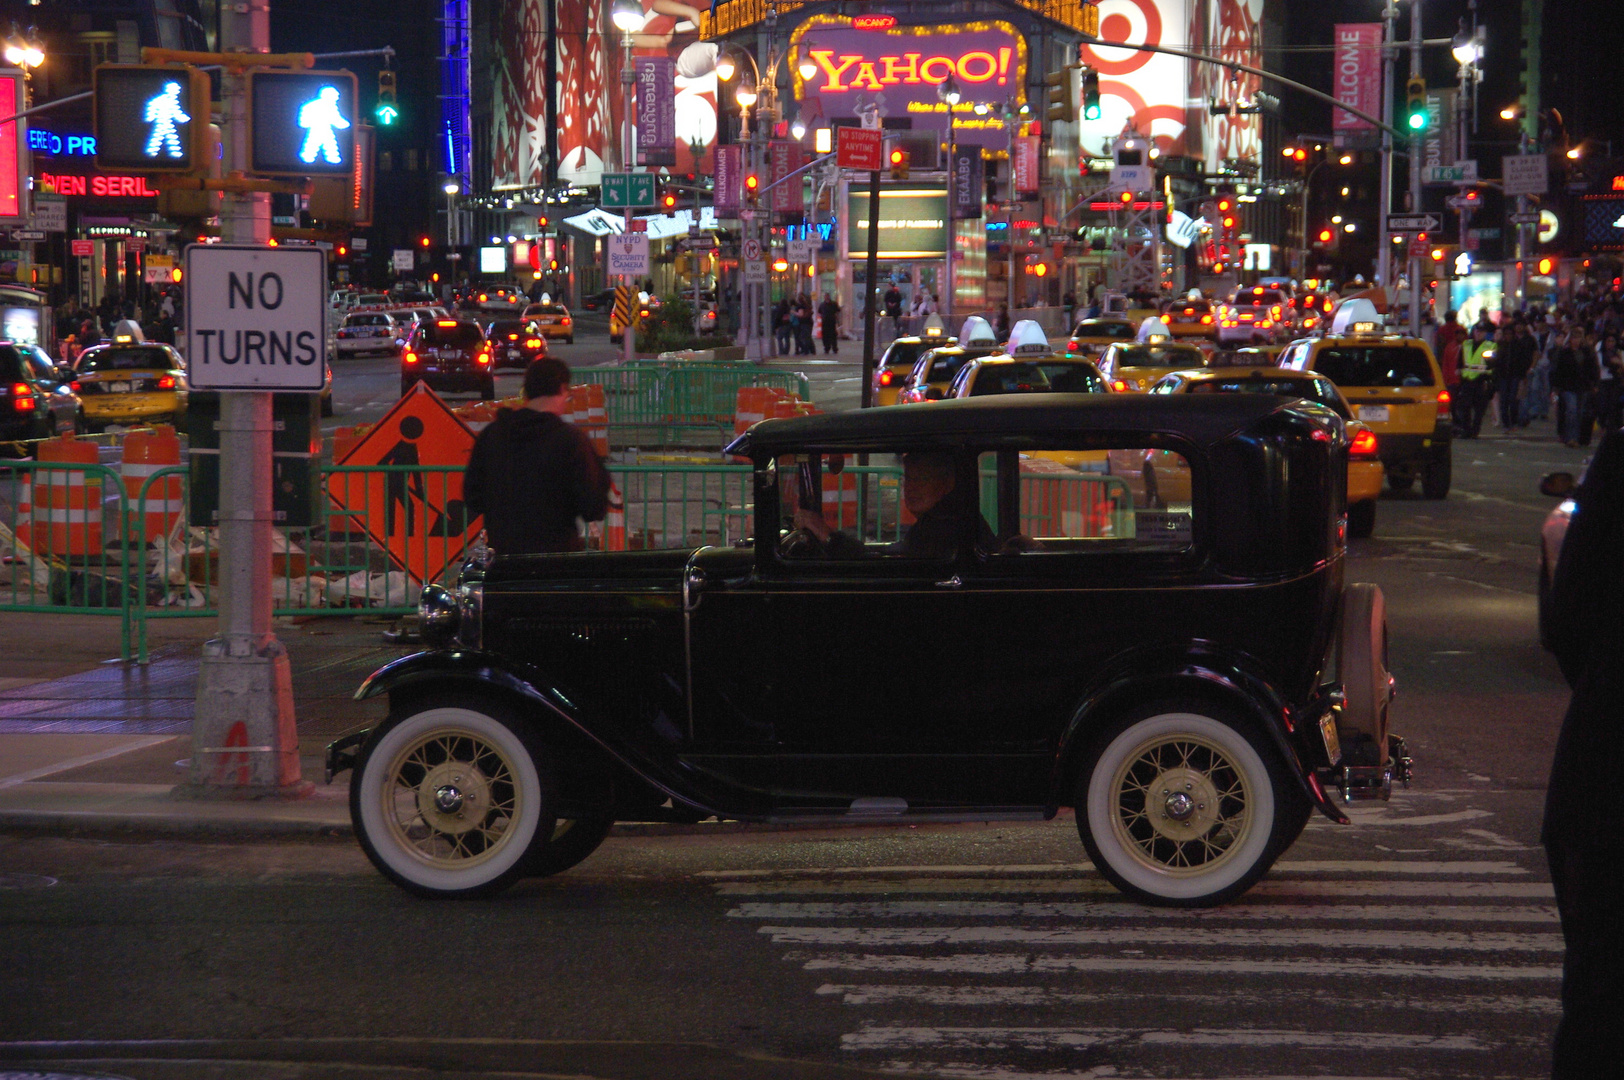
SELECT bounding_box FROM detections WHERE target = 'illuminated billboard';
[846,188,947,259]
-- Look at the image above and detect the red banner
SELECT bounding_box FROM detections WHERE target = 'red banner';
[769,140,802,214]
[1013,135,1040,196]
[714,145,742,213]
[1332,23,1383,132]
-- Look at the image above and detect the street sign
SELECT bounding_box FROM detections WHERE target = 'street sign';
[1423,161,1477,184]
[742,237,763,262]
[28,195,66,233]
[183,244,326,391]
[391,248,414,272]
[1503,153,1549,196]
[329,382,479,586]
[1445,194,1480,210]
[247,70,359,178]
[1506,210,1540,225]
[9,230,44,242]
[836,126,884,172]
[744,260,767,284]
[607,233,650,277]
[787,238,816,262]
[601,172,656,208]
[71,239,93,257]
[1110,165,1153,193]
[1408,236,1431,260]
[143,253,174,283]
[1388,214,1440,232]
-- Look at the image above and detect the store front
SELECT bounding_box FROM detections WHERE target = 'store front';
[32,147,174,316]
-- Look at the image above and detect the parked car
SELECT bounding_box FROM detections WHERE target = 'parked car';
[71,341,188,432]
[335,312,404,358]
[0,342,80,442]
[484,319,548,369]
[401,319,495,400]
[330,393,1409,906]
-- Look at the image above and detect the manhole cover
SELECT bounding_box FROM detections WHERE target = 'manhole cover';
[0,874,58,889]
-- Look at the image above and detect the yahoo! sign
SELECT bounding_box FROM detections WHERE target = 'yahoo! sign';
[790,17,1027,149]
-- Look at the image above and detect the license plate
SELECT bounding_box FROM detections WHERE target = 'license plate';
[508,349,521,359]
[1357,405,1390,423]
[1319,711,1342,766]
[109,382,131,393]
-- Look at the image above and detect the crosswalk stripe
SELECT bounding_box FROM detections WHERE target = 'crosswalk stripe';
[728,901,1558,923]
[873,1064,1412,1080]
[759,925,1562,952]
[714,878,1555,898]
[697,860,1527,880]
[840,1027,1516,1052]
[813,983,1562,1014]
[790,951,1562,981]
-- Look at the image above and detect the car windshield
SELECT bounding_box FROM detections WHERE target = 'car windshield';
[1186,377,1350,418]
[1036,361,1107,393]
[1073,321,1135,339]
[1114,346,1206,369]
[78,346,173,372]
[345,314,391,327]
[417,323,484,348]
[968,362,1051,396]
[1314,346,1436,387]
[881,341,926,369]
[923,351,973,382]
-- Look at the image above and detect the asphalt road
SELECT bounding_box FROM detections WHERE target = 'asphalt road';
[0,425,1582,1079]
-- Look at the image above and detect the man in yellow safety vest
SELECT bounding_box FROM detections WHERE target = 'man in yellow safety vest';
[1457,322,1495,438]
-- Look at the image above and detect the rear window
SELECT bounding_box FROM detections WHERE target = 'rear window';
[1072,321,1135,339]
[0,345,28,382]
[924,351,973,382]
[78,346,173,372]
[528,305,569,316]
[1186,377,1349,417]
[881,341,925,369]
[344,313,391,327]
[487,321,532,336]
[1233,290,1284,306]
[968,362,1051,396]
[1170,301,1211,315]
[1037,361,1106,393]
[1114,345,1206,369]
[417,323,485,348]
[1312,346,1436,388]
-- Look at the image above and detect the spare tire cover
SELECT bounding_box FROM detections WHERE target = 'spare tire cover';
[1338,583,1391,764]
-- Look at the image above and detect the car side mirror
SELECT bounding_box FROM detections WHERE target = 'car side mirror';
[1540,471,1576,498]
[925,387,945,401]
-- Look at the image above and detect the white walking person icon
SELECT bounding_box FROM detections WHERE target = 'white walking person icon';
[297,86,351,165]
[143,81,190,159]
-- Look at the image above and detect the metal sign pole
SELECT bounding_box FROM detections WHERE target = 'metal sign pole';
[185,0,307,797]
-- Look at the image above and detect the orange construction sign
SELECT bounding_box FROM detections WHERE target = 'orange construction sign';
[328,382,481,585]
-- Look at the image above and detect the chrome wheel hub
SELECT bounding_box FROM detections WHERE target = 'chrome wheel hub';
[415,761,490,836]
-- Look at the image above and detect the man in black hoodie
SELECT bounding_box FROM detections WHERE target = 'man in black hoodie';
[464,357,610,554]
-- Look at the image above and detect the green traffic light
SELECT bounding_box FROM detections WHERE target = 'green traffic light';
[1084,103,1101,121]
[375,103,399,126]
[1407,110,1426,131]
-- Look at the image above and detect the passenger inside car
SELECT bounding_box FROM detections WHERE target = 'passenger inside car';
[785,451,994,559]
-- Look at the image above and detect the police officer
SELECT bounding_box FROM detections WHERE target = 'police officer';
[1457,323,1494,438]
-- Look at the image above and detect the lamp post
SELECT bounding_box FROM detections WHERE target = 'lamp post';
[994,101,1030,321]
[1450,22,1483,306]
[441,179,461,297]
[611,0,644,365]
[938,75,961,321]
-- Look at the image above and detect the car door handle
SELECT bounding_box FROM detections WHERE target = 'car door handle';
[934,575,963,589]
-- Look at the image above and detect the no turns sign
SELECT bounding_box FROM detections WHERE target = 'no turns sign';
[183,244,327,391]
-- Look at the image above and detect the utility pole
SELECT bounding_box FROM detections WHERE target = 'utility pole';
[186,0,308,797]
[1377,4,1397,294]
[1407,0,1423,335]
[620,31,636,366]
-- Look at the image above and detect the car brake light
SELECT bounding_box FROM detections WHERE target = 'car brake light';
[508,333,519,340]
[562,317,571,325]
[436,319,458,327]
[1349,428,1379,457]
[1272,306,1281,318]
[11,382,34,412]
[1201,315,1212,324]
[157,376,176,389]
[404,351,418,364]
[477,351,491,365]
[1436,389,1452,417]
[1111,380,1128,392]
[70,380,82,393]
[879,370,893,386]
[525,338,542,348]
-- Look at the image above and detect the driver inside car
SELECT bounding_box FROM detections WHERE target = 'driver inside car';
[788,451,994,559]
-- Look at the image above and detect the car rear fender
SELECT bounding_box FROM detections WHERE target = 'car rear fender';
[1050,648,1348,824]
[343,649,740,819]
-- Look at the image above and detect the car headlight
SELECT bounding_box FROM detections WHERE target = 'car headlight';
[419,584,461,648]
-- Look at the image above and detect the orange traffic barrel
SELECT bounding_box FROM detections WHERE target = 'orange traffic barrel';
[604,481,626,551]
[121,425,183,545]
[18,434,103,558]
[584,383,609,458]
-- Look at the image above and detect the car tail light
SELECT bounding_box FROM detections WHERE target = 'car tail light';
[404,351,419,364]
[508,333,519,340]
[1201,315,1213,324]
[562,317,572,325]
[1349,428,1379,457]
[1272,305,1281,318]
[1436,389,1452,417]
[157,375,177,389]
[524,338,542,349]
[70,380,82,393]
[879,370,893,386]
[11,382,34,412]
[1111,379,1129,392]
[477,351,492,365]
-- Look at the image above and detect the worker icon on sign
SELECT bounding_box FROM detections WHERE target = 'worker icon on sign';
[379,415,427,537]
[297,86,351,165]
[143,82,190,159]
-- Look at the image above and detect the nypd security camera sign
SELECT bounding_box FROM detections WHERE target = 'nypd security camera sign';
[184,244,327,391]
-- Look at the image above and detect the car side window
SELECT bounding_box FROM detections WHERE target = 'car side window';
[773,451,984,564]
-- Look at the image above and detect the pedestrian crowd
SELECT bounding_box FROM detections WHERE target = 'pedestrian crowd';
[771,292,845,357]
[1436,289,1624,446]
[52,288,183,367]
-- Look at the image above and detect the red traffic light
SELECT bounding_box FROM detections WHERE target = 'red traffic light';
[419,236,430,248]
[1221,215,1236,230]
[744,173,759,191]
[661,191,677,210]
[1216,196,1233,213]
[1119,190,1134,204]
[890,148,904,165]
[1317,228,1333,243]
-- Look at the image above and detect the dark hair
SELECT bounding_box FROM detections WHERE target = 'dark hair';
[523,355,570,399]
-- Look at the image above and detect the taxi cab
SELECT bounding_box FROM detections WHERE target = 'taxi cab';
[947,321,1109,399]
[71,326,188,432]
[1147,367,1386,538]
[895,316,1002,403]
[872,314,953,406]
[1064,316,1137,359]
[1163,297,1217,340]
[1096,332,1209,392]
[520,302,574,344]
[1279,298,1452,499]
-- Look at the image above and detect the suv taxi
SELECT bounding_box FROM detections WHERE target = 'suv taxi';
[331,394,1409,907]
[1279,298,1452,498]
[1163,297,1217,340]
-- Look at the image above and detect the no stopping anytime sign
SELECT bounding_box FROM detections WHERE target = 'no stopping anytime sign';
[183,245,327,391]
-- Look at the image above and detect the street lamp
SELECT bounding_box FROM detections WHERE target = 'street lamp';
[938,76,962,319]
[611,0,644,364]
[3,26,44,70]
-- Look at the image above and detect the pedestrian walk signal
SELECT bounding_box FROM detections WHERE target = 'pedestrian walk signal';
[248,70,359,177]
[93,65,212,173]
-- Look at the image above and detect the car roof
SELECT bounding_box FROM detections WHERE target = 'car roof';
[729,393,1306,456]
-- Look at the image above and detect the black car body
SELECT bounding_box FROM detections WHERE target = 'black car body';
[484,319,548,369]
[332,395,1408,906]
[402,319,495,399]
[0,343,80,442]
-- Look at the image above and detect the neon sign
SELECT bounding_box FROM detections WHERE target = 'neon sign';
[26,128,97,156]
[804,47,1016,93]
[852,15,897,30]
[1612,175,1624,191]
[36,172,160,198]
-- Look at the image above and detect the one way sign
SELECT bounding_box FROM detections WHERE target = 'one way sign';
[184,245,327,391]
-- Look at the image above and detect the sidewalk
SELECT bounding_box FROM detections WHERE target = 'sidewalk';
[0,611,401,838]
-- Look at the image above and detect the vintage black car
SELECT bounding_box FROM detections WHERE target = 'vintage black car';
[330,395,1409,906]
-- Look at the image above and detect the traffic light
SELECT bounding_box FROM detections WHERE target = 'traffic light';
[1044,67,1076,125]
[94,65,212,173]
[1317,227,1334,244]
[889,148,909,181]
[1081,69,1101,121]
[247,70,359,177]
[660,184,678,213]
[1404,78,1429,132]
[1538,256,1555,275]
[419,235,430,248]
[375,69,399,126]
[744,172,760,203]
[537,214,550,229]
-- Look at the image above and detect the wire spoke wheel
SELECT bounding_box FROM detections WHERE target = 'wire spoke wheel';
[1110,734,1251,874]
[387,730,521,865]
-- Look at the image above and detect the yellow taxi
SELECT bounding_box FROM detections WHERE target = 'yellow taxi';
[521,302,575,343]
[895,316,1002,403]
[950,322,1110,468]
[1279,297,1452,498]
[1063,316,1138,359]
[71,333,189,433]
[871,315,953,406]
[1163,297,1217,340]
[1144,366,1386,537]
[1096,339,1209,392]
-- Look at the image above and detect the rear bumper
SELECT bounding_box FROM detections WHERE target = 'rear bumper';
[1375,427,1451,475]
[1347,459,1385,503]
